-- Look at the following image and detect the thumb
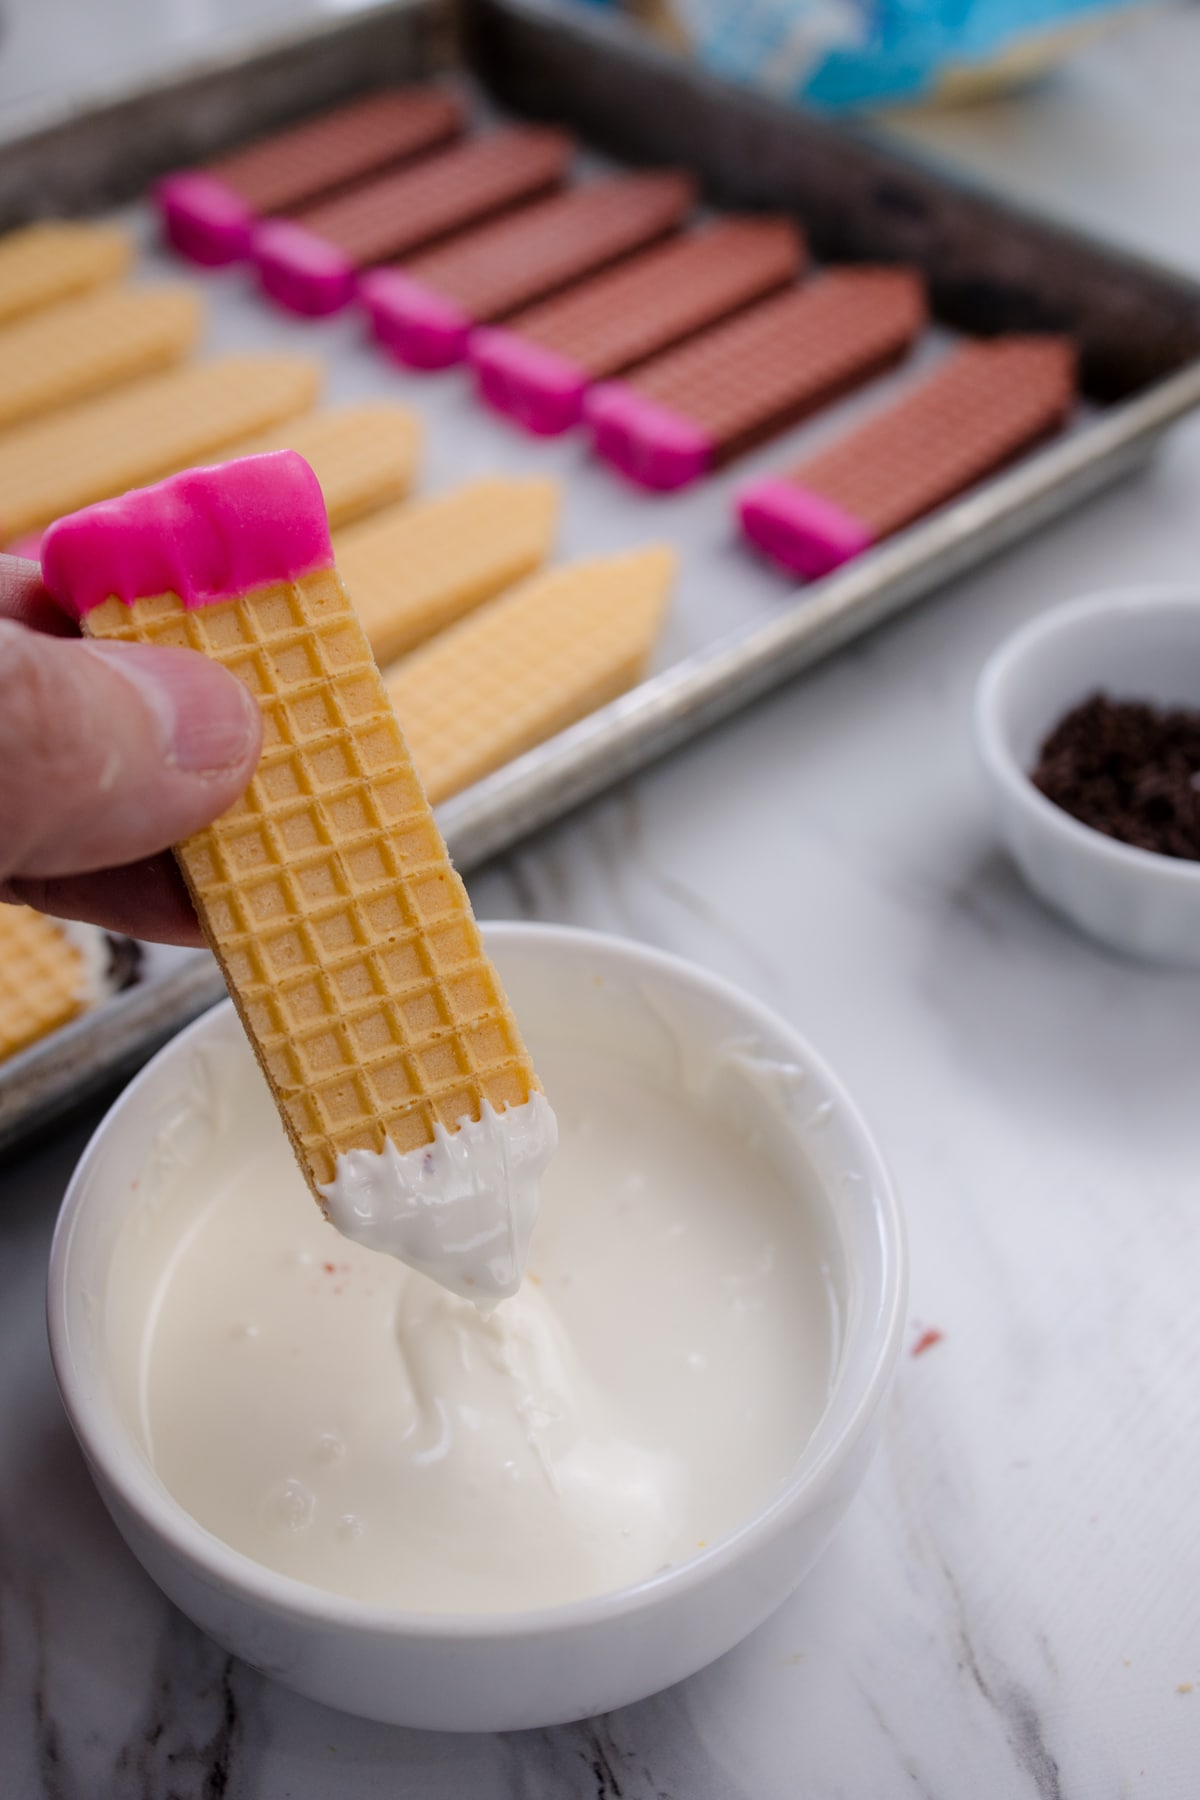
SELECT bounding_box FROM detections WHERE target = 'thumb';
[0,619,262,882]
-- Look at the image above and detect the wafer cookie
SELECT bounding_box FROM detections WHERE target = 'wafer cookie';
[385,548,674,803]
[0,906,110,1061]
[362,171,694,370]
[0,355,319,540]
[159,87,464,266]
[254,126,574,317]
[43,451,555,1300]
[210,403,422,528]
[0,284,202,432]
[471,217,803,435]
[739,336,1077,577]
[335,477,559,665]
[6,400,418,559]
[0,221,131,327]
[588,267,927,491]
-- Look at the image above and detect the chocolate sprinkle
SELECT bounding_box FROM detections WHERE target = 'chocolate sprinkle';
[1031,692,1200,860]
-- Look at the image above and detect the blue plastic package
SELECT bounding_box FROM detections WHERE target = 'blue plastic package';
[659,0,1151,111]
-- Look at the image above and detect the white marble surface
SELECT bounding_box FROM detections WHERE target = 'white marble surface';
[4,7,1200,1797]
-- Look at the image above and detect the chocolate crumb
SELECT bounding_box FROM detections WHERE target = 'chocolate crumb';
[1031,693,1200,860]
[104,933,144,991]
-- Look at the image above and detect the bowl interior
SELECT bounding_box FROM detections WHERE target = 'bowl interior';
[984,588,1200,774]
[51,921,904,1628]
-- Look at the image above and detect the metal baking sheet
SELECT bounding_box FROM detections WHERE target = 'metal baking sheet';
[3,0,1200,1154]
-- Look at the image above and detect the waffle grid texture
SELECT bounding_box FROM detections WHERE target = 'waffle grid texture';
[511,218,803,378]
[787,337,1077,537]
[629,268,927,457]
[334,476,559,666]
[407,172,694,322]
[0,906,85,1061]
[84,568,538,1188]
[385,547,675,804]
[208,88,463,214]
[295,127,573,269]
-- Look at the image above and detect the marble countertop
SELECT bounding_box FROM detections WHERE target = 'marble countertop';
[3,6,1200,1797]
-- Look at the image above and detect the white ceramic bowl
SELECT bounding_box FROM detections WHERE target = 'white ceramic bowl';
[49,922,905,1732]
[975,585,1200,965]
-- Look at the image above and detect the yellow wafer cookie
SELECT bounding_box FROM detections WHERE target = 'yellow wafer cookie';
[0,905,89,1060]
[385,547,675,803]
[210,404,422,529]
[43,451,554,1300]
[0,355,319,539]
[335,477,559,666]
[0,284,202,432]
[0,220,131,327]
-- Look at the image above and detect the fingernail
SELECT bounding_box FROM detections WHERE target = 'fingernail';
[84,642,261,774]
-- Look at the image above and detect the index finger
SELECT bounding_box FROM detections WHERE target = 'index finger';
[0,552,79,636]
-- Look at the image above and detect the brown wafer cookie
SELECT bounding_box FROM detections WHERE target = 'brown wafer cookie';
[157,88,465,266]
[587,267,927,491]
[253,127,574,317]
[739,336,1076,577]
[469,217,803,435]
[362,171,695,369]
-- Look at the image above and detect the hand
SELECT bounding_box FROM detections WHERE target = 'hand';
[0,555,261,945]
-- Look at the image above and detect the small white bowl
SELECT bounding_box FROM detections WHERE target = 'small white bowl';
[48,922,905,1732]
[975,586,1200,965]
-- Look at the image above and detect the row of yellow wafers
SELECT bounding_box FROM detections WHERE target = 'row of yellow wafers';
[334,478,674,802]
[0,221,423,537]
[0,347,428,543]
[0,323,673,806]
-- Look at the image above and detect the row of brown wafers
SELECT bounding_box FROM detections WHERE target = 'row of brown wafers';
[144,83,1082,532]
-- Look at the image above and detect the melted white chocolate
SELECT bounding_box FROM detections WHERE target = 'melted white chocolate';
[129,1036,836,1613]
[319,1093,558,1303]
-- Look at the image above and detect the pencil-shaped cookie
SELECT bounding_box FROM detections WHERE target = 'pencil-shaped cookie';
[739,336,1077,577]
[0,284,201,432]
[158,87,465,266]
[470,217,803,435]
[255,127,574,317]
[0,907,116,1062]
[0,221,131,327]
[0,355,318,540]
[361,172,694,370]
[209,403,422,529]
[587,267,927,492]
[384,548,675,804]
[42,452,556,1300]
[335,477,559,664]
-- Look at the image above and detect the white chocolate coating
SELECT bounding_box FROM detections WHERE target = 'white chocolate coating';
[318,1094,558,1303]
[123,1033,836,1613]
